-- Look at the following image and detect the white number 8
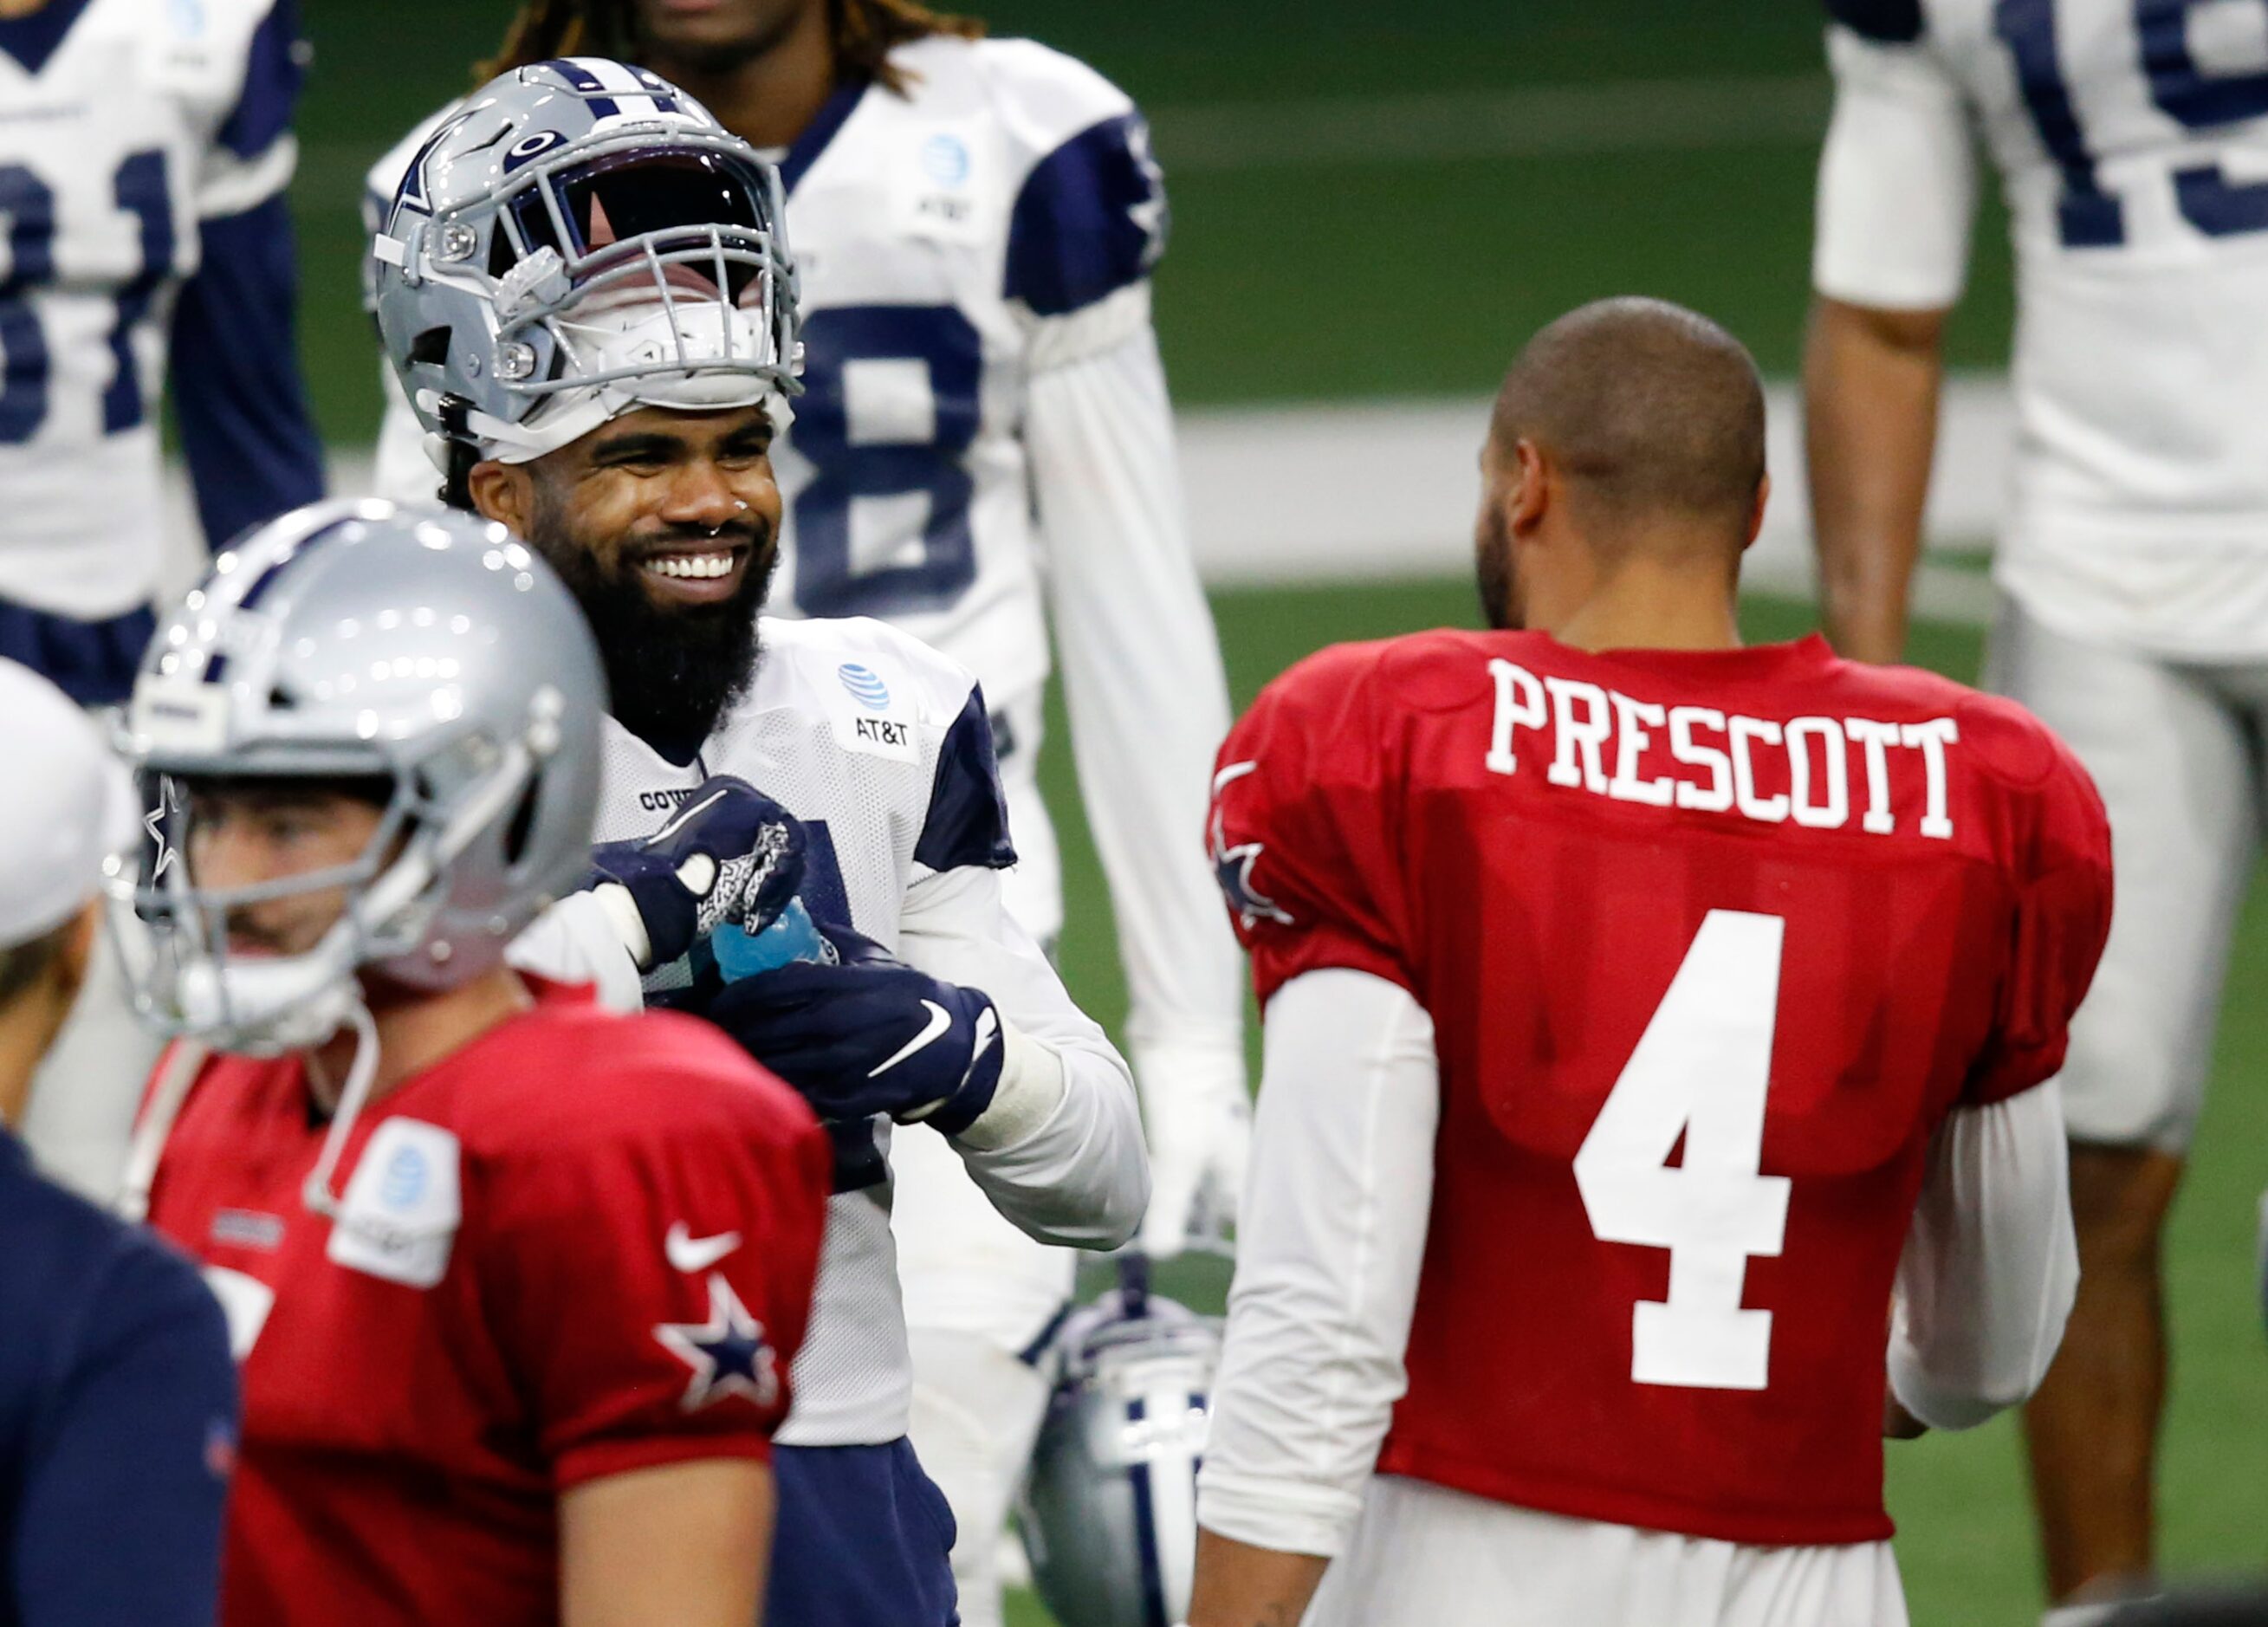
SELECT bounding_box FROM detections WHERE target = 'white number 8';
[1573,909,1792,1390]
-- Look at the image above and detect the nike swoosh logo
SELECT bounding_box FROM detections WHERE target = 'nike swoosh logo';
[652,786,730,845]
[869,999,953,1079]
[664,1222,742,1274]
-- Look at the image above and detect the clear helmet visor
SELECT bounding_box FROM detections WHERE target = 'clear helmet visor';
[481,142,795,415]
[499,146,783,333]
[506,146,775,293]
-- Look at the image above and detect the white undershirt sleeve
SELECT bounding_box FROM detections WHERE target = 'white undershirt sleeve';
[1025,320,1247,1100]
[506,891,647,1013]
[1888,1081,2079,1432]
[1813,23,1980,310]
[1196,968,1440,1559]
[897,859,1149,1249]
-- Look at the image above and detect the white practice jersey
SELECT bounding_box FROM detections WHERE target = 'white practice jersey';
[1814,0,2268,657]
[543,614,1146,1447]
[370,38,1244,1120]
[0,0,300,619]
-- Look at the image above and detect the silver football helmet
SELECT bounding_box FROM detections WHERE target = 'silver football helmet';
[1019,1258,1221,1627]
[371,56,800,470]
[113,498,606,1057]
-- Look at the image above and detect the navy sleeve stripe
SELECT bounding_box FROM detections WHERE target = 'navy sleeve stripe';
[172,194,325,548]
[1003,112,1166,319]
[217,0,305,161]
[916,687,1018,874]
[1825,0,1925,43]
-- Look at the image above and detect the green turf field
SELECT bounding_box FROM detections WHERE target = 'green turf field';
[288,0,2012,441]
[283,6,2264,1621]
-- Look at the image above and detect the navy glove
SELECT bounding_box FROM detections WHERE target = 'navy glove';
[588,776,805,968]
[707,925,1006,1135]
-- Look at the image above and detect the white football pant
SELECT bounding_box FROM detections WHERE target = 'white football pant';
[1984,600,2268,1152]
[1308,1475,1908,1627]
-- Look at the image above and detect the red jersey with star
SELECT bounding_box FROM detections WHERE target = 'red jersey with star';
[144,985,832,1627]
[1210,631,2111,1545]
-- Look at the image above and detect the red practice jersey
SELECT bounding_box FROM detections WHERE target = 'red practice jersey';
[146,985,833,1627]
[1210,631,2111,1546]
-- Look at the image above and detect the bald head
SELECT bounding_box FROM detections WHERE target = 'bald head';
[1488,297,1766,539]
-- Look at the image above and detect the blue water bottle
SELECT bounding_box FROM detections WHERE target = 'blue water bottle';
[714,895,831,979]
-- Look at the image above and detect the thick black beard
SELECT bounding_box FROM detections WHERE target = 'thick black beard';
[585,552,774,762]
[531,515,779,761]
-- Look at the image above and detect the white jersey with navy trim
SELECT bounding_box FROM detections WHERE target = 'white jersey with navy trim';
[555,614,1145,1447]
[1814,0,2268,657]
[0,0,303,620]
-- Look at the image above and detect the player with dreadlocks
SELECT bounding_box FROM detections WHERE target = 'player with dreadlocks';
[365,4,1248,1624]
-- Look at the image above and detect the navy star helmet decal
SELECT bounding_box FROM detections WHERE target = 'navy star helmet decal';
[1209,761,1293,930]
[653,1274,781,1413]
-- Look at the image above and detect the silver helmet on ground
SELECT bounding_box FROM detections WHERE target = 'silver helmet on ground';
[370,56,800,474]
[113,498,606,1057]
[1018,1257,1221,1627]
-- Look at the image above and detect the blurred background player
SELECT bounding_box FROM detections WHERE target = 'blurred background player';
[1803,0,2268,1611]
[369,63,1146,1625]
[366,14,1243,1606]
[120,502,833,1627]
[365,13,1242,1610]
[3,0,324,1202]
[0,658,235,1627]
[1188,300,2112,1627]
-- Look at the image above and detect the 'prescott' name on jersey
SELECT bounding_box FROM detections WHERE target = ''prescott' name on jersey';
[1481,653,1963,838]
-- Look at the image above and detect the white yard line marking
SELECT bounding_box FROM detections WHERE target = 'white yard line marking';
[176,374,2011,623]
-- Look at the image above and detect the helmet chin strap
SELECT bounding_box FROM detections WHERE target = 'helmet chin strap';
[301,998,383,1223]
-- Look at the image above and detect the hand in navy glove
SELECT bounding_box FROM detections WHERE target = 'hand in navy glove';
[707,925,1005,1134]
[587,776,806,968]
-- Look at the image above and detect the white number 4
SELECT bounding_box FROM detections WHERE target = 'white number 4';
[1573,909,1792,1391]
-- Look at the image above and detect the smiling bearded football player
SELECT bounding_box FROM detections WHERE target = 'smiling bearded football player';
[369,61,1148,1627]
[366,12,1244,1614]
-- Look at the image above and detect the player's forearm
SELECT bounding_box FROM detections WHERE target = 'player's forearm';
[1888,1082,2079,1430]
[1187,1529,1331,1627]
[1804,295,1948,664]
[1027,324,1245,1050]
[900,865,1148,1246]
[174,195,325,546]
[1197,971,1437,1550]
[560,1459,774,1627]
[952,1029,1147,1247]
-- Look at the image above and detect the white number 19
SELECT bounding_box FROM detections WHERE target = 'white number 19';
[1573,909,1792,1390]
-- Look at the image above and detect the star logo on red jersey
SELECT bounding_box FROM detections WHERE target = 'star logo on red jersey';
[1210,762,1293,930]
[653,1274,780,1414]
